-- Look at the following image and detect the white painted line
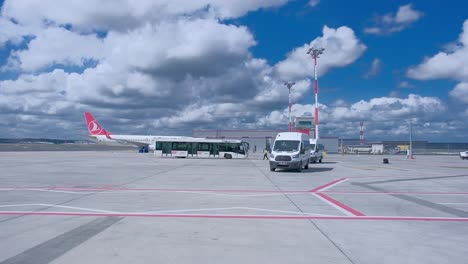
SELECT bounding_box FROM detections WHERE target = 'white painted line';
[312,193,354,216]
[27,189,95,194]
[0,204,336,216]
[0,189,95,194]
[0,204,118,213]
[438,202,468,206]
[318,178,349,192]
[138,206,336,216]
[167,191,306,197]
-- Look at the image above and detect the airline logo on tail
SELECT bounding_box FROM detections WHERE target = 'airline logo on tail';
[85,112,110,137]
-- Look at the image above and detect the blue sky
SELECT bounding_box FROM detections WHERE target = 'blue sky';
[0,0,467,141]
[237,0,467,103]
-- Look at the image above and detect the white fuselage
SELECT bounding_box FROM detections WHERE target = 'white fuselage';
[89,135,186,150]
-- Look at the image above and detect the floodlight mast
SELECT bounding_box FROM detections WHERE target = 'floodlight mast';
[307,47,324,139]
[409,120,414,159]
[283,81,296,132]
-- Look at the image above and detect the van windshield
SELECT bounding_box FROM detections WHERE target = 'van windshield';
[273,140,300,152]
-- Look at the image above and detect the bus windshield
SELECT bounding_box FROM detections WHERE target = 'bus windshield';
[273,140,300,152]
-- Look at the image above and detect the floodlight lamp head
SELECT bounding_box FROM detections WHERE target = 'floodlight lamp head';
[307,47,325,58]
[283,81,295,89]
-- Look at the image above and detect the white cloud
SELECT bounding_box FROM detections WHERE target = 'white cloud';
[259,94,447,138]
[0,17,33,47]
[1,1,464,141]
[102,19,255,76]
[308,0,320,7]
[363,58,381,78]
[408,20,468,108]
[8,27,105,72]
[1,0,290,31]
[257,103,319,127]
[395,4,423,24]
[0,69,68,95]
[364,4,423,35]
[407,20,468,81]
[398,81,415,89]
[0,69,72,116]
[275,25,366,80]
[449,82,468,104]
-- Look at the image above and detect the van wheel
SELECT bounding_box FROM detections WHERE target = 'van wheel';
[297,162,302,172]
[224,154,232,159]
[270,167,275,172]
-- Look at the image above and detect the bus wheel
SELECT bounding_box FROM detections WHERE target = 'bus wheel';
[224,154,232,159]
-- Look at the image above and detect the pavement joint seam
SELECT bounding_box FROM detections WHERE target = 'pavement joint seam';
[251,160,356,264]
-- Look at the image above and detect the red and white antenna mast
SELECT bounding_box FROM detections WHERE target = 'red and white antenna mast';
[307,47,325,140]
[360,121,364,145]
[283,82,296,132]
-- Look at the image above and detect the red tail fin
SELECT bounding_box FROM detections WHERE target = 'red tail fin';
[85,112,109,136]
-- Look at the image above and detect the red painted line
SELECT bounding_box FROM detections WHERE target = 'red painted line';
[309,178,347,192]
[346,175,435,179]
[315,192,365,216]
[323,191,468,196]
[0,211,467,222]
[0,186,310,193]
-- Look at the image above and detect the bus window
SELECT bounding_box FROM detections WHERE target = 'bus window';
[239,144,245,155]
[210,143,219,155]
[218,143,227,152]
[172,142,189,151]
[199,143,210,151]
[219,143,242,154]
[156,142,162,150]
[189,143,198,155]
[162,142,171,154]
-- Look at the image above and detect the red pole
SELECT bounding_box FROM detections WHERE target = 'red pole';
[288,87,292,131]
[314,57,319,139]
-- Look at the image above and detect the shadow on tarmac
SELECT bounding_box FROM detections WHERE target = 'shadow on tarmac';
[273,167,334,173]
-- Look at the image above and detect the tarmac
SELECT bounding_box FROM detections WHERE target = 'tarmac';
[0,150,467,264]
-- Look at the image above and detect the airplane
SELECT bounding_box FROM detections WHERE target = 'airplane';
[85,112,186,152]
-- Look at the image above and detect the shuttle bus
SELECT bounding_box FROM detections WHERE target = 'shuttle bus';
[154,138,249,159]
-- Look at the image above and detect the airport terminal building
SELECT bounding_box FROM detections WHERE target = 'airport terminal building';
[192,130,339,153]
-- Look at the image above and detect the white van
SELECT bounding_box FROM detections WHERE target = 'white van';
[309,139,324,163]
[269,132,311,172]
